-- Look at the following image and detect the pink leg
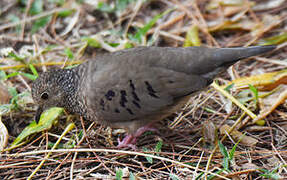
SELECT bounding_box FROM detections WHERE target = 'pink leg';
[117,125,158,149]
[134,126,158,137]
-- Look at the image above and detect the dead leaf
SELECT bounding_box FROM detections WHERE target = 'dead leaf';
[224,69,287,91]
[223,6,248,17]
[253,0,286,11]
[0,83,10,104]
[259,32,287,45]
[220,124,258,146]
[245,125,272,132]
[206,0,247,11]
[202,120,218,145]
[251,14,281,37]
[253,84,287,123]
[208,18,256,32]
[183,25,201,47]
[266,156,281,167]
[59,9,80,37]
[0,116,8,151]
[241,162,259,170]
[221,69,287,124]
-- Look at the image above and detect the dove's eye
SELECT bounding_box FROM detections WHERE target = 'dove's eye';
[41,92,49,100]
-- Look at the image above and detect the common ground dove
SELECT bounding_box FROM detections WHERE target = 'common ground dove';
[32,45,276,148]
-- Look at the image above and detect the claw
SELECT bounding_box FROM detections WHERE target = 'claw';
[117,136,136,150]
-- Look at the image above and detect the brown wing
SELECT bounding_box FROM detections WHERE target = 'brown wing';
[80,45,276,131]
[84,62,209,124]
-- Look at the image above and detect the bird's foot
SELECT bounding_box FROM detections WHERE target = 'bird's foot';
[117,135,137,150]
[117,126,158,149]
[134,126,158,137]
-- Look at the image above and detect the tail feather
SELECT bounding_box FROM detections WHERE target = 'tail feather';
[202,45,276,79]
[213,45,276,66]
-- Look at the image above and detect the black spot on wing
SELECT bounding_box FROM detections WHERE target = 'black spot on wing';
[126,108,134,115]
[105,90,115,101]
[132,91,140,101]
[144,81,159,98]
[100,99,105,110]
[120,90,127,96]
[129,80,140,102]
[129,80,135,91]
[119,90,128,107]
[132,100,141,109]
[114,108,120,113]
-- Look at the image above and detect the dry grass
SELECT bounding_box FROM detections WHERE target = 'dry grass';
[0,0,287,179]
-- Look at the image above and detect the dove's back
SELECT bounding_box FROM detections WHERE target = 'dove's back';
[77,45,275,133]
[88,45,275,77]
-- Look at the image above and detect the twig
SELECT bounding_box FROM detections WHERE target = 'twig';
[211,82,257,119]
[28,123,75,180]
[0,8,73,32]
[7,148,230,180]
[20,0,34,39]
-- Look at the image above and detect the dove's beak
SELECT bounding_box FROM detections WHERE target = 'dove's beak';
[35,106,43,123]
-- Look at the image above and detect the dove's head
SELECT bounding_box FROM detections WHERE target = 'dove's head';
[32,68,78,123]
